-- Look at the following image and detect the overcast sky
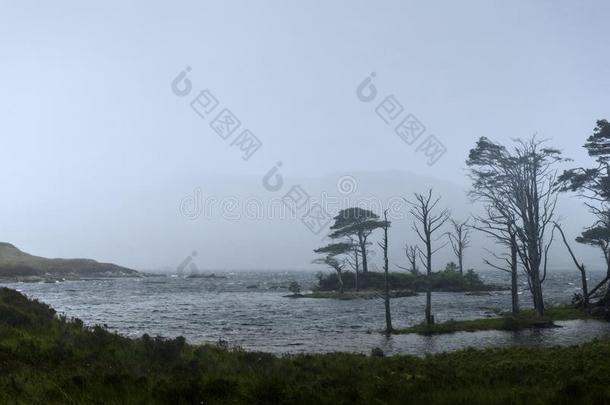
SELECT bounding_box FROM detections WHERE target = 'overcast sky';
[1,1,609,271]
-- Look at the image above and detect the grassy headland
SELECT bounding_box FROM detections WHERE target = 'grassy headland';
[0,242,139,281]
[398,305,591,335]
[2,287,610,404]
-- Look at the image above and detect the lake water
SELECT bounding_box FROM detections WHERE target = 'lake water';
[4,269,610,356]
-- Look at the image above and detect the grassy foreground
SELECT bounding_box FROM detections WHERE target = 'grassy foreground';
[399,306,590,335]
[2,287,610,404]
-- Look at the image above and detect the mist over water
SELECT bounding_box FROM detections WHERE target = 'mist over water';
[2,1,610,402]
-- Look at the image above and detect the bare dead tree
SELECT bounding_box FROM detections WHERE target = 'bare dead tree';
[395,244,420,275]
[377,210,393,333]
[406,245,419,274]
[447,218,471,275]
[406,190,450,325]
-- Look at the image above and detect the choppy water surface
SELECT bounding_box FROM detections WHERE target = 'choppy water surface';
[5,270,610,355]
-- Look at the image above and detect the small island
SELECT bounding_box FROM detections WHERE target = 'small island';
[303,263,503,300]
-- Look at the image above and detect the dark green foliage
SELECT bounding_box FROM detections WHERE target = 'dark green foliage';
[315,268,498,293]
[584,119,610,160]
[444,262,458,272]
[313,242,352,256]
[329,208,380,233]
[370,347,384,357]
[558,120,610,229]
[328,208,387,275]
[576,226,610,247]
[560,119,610,198]
[288,281,301,295]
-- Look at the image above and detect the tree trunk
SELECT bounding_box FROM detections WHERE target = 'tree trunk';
[425,240,433,325]
[588,275,610,300]
[510,234,519,314]
[458,249,464,276]
[337,270,344,294]
[382,215,392,334]
[531,268,544,316]
[354,247,360,292]
[425,291,433,325]
[601,254,610,309]
[359,233,368,274]
[581,267,589,309]
[384,285,392,333]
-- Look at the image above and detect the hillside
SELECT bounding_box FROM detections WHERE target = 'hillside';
[0,242,139,280]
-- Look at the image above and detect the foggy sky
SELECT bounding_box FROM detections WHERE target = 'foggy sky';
[1,1,609,271]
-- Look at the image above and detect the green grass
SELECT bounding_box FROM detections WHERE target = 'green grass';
[2,287,610,404]
[397,305,591,335]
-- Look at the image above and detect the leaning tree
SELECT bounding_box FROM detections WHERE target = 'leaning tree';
[576,226,610,283]
[553,222,590,309]
[559,119,610,307]
[329,208,386,279]
[313,242,352,294]
[467,135,566,316]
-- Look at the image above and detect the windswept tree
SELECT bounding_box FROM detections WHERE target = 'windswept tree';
[329,208,385,275]
[406,190,450,325]
[559,120,610,214]
[473,205,520,314]
[377,210,392,333]
[313,243,351,294]
[447,218,471,275]
[559,119,610,306]
[467,135,565,315]
[576,226,610,276]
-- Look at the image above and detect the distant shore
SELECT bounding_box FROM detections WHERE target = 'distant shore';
[0,273,142,284]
